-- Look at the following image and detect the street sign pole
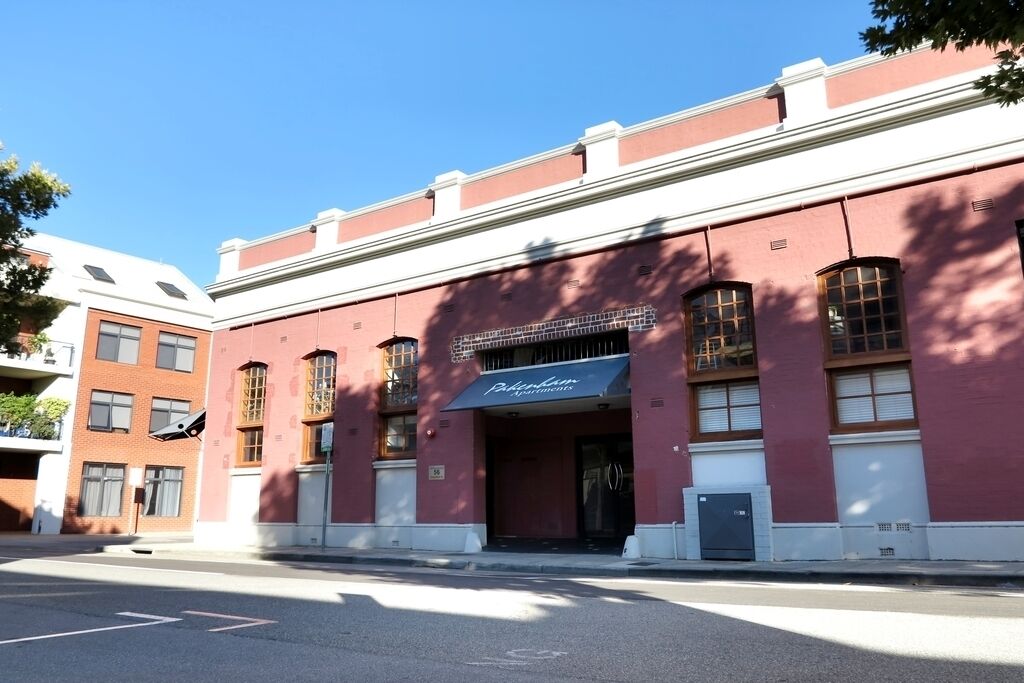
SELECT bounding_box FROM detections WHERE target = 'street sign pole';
[319,423,334,552]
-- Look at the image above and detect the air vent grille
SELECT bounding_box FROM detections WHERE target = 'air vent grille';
[352,322,362,330]
[879,547,895,557]
[274,434,283,442]
[638,264,653,276]
[971,198,994,211]
[500,292,512,302]
[877,522,892,532]
[650,398,665,408]
[770,239,788,250]
[895,522,912,532]
[439,419,451,428]
[279,336,288,343]
[443,303,456,313]
[566,279,580,289]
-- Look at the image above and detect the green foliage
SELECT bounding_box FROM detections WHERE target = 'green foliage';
[0,142,71,351]
[861,0,1024,107]
[26,331,49,354]
[0,392,68,439]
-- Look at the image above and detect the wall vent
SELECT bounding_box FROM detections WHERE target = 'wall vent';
[212,440,220,446]
[566,279,580,289]
[877,522,892,532]
[439,419,451,428]
[500,292,513,302]
[347,427,358,436]
[279,336,288,343]
[443,303,456,313]
[895,522,912,532]
[879,547,895,557]
[638,264,653,276]
[971,198,995,211]
[274,434,283,442]
[770,238,788,250]
[352,321,362,330]
[650,398,665,408]
[220,346,227,353]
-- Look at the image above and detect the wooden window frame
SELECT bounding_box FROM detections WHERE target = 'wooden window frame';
[237,427,264,466]
[236,363,267,466]
[304,352,336,419]
[818,259,917,432]
[689,379,763,442]
[683,283,759,382]
[380,339,418,411]
[379,412,417,460]
[301,419,332,464]
[828,361,919,434]
[239,364,267,427]
[817,259,909,362]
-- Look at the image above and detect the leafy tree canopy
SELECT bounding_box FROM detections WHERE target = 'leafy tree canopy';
[861,0,1024,106]
[0,143,70,352]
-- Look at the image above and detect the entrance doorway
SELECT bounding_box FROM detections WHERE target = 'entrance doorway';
[578,434,635,542]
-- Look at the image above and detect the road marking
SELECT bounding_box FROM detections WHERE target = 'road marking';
[465,648,567,668]
[0,591,100,599]
[0,557,223,575]
[0,612,181,645]
[181,610,277,632]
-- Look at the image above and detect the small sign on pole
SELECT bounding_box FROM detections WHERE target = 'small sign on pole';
[128,467,143,488]
[320,423,334,454]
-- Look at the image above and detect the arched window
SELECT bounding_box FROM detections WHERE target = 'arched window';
[303,352,336,462]
[237,363,267,465]
[818,260,916,431]
[684,285,762,440]
[380,339,418,458]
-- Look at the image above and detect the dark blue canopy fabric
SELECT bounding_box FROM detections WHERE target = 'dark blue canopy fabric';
[442,356,629,411]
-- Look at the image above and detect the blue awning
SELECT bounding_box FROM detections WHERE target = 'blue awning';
[442,355,629,412]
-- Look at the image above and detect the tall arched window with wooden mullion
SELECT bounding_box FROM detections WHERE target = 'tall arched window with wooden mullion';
[684,284,762,441]
[818,259,917,432]
[302,352,336,462]
[379,339,418,459]
[237,363,267,465]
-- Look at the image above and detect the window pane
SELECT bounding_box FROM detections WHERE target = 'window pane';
[837,396,875,423]
[90,403,111,430]
[698,408,730,432]
[97,334,119,361]
[175,347,195,372]
[730,405,762,430]
[118,337,139,364]
[111,405,132,430]
[696,384,728,409]
[875,393,915,421]
[835,372,871,398]
[156,344,175,369]
[874,367,911,394]
[728,382,760,406]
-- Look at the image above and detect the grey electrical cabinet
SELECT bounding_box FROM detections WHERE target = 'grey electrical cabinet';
[698,493,755,560]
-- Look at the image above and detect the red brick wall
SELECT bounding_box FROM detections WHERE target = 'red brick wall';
[63,309,210,533]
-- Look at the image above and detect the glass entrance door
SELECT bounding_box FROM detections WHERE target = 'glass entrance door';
[578,434,635,540]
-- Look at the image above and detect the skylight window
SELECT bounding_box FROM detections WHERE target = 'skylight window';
[84,264,115,283]
[156,281,188,299]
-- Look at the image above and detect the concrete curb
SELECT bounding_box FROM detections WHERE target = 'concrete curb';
[98,544,1024,589]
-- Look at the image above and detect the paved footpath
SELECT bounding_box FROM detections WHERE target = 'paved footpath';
[2,532,1022,588]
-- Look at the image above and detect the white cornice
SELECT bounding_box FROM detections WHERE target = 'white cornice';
[207,81,1014,327]
[461,143,579,185]
[620,84,781,139]
[825,43,941,78]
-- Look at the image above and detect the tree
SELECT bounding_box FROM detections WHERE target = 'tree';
[861,0,1024,107]
[0,143,70,353]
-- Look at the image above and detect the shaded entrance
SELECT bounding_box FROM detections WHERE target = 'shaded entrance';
[578,434,635,541]
[0,454,40,531]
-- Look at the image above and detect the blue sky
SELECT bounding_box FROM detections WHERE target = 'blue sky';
[2,2,876,288]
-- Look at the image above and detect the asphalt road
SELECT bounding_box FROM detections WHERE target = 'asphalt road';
[1,548,1022,682]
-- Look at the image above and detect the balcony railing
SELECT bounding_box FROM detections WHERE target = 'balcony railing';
[0,419,64,441]
[2,338,76,372]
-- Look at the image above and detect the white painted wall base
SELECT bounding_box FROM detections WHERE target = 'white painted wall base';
[772,523,843,560]
[634,523,687,559]
[840,523,930,560]
[927,522,1024,561]
[33,450,70,534]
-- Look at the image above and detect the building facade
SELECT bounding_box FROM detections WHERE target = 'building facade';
[0,234,212,534]
[198,46,1024,561]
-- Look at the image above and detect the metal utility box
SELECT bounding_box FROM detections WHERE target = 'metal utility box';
[698,493,754,560]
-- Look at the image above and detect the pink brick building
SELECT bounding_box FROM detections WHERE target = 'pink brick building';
[198,46,1024,561]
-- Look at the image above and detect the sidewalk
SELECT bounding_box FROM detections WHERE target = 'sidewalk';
[2,533,1021,588]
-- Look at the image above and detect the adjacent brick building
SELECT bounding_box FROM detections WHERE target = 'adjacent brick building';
[0,234,212,534]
